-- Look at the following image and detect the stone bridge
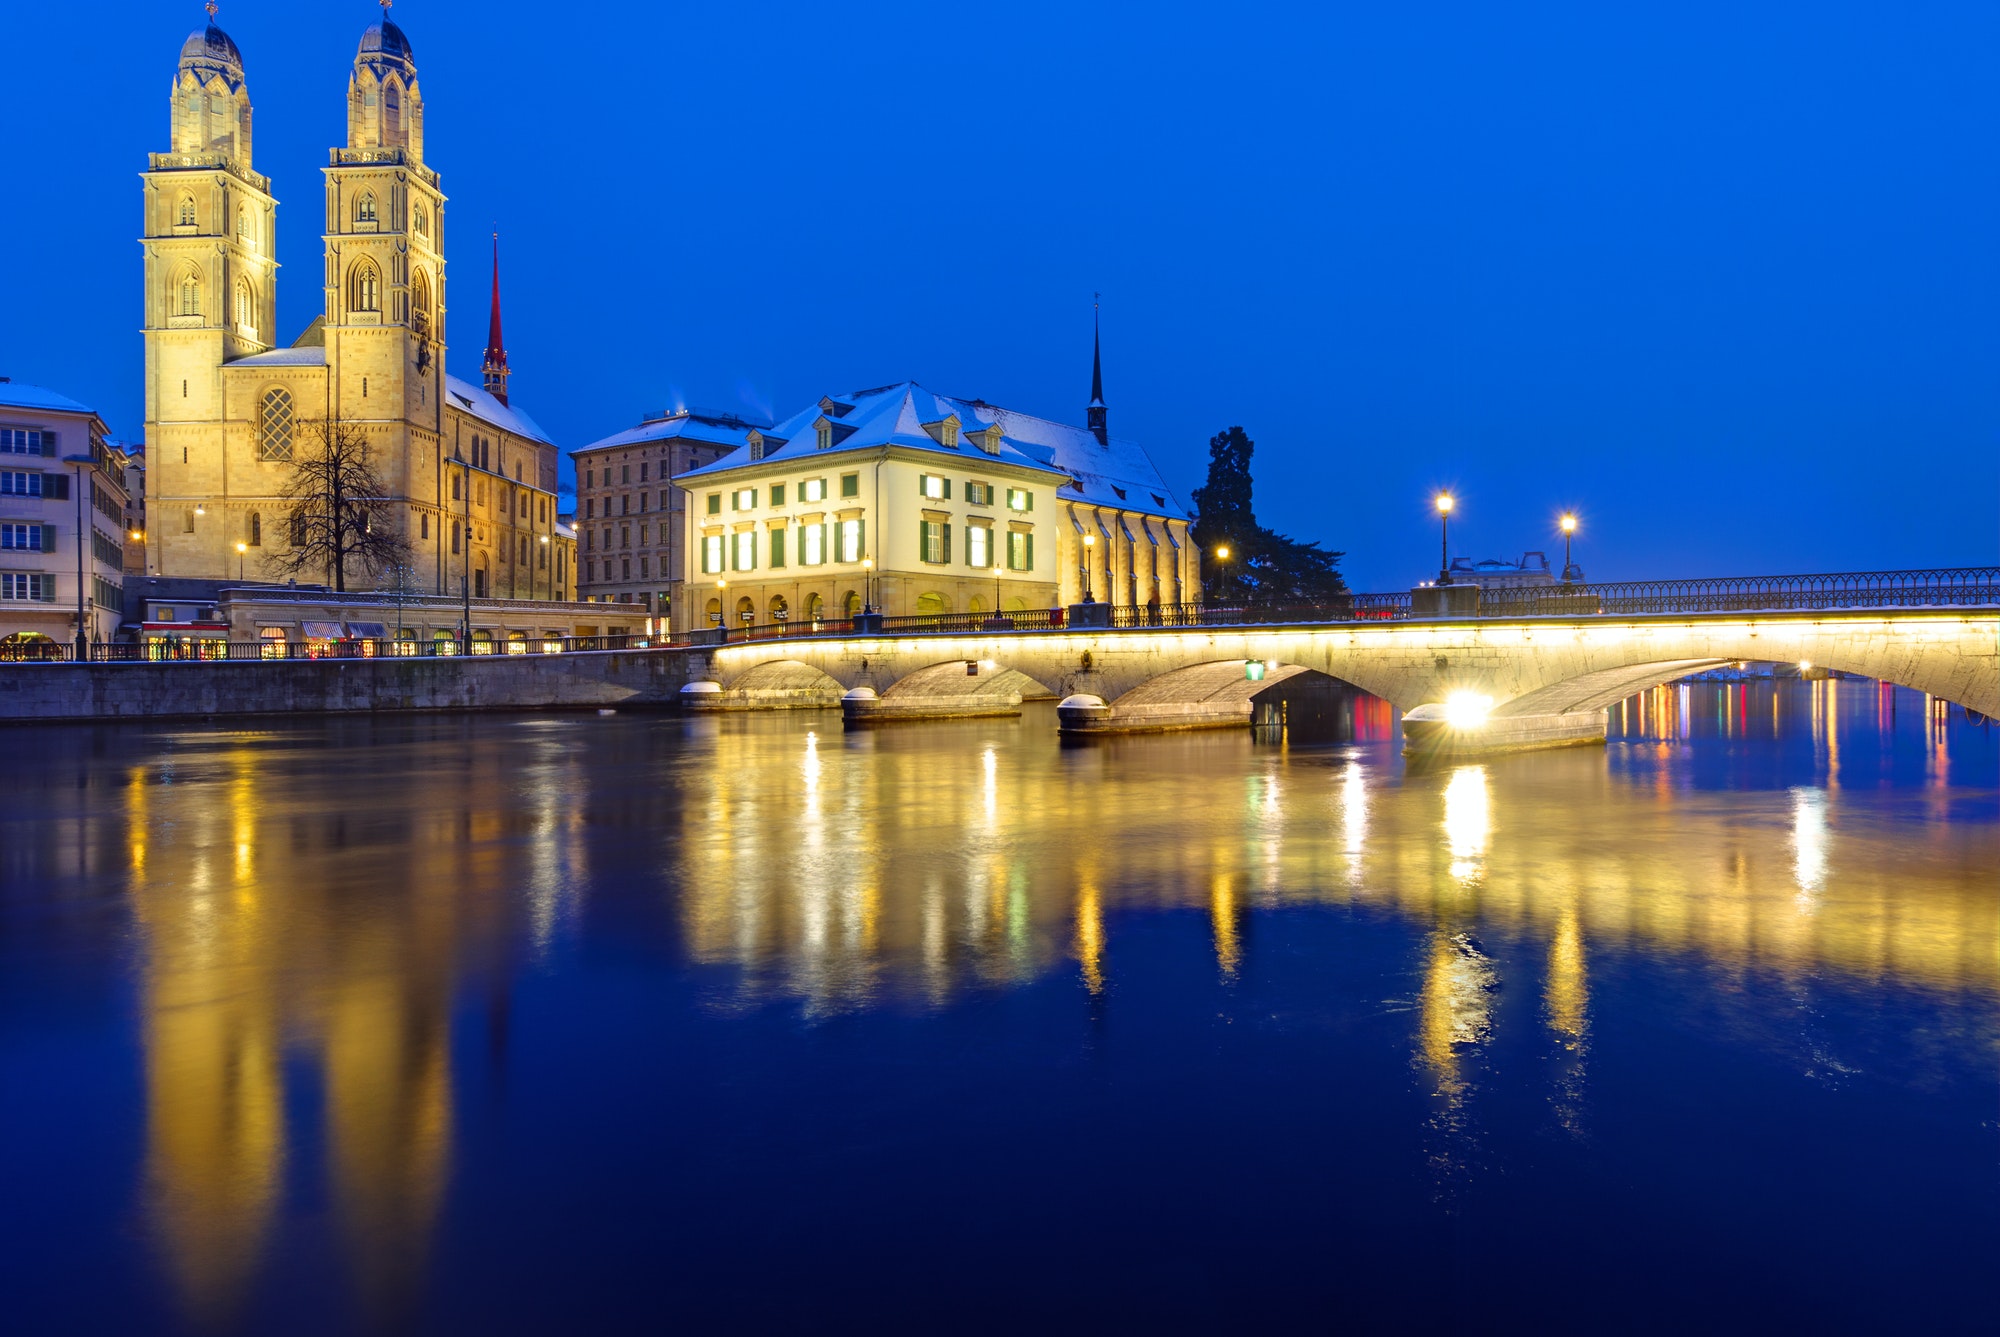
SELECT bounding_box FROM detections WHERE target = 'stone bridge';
[681,606,1999,753]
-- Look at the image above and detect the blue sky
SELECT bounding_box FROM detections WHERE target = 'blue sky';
[5,1,1994,589]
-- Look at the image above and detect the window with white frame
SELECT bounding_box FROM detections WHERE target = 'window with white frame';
[733,531,756,570]
[966,524,991,569]
[701,534,723,573]
[1006,487,1033,512]
[920,473,948,501]
[1,572,54,601]
[964,481,992,506]
[919,520,948,564]
[801,521,825,565]
[0,429,47,456]
[801,478,827,503]
[0,471,46,497]
[838,518,864,563]
[733,488,756,511]
[1,523,45,550]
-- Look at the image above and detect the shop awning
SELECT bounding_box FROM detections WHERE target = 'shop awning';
[300,621,343,638]
[346,622,388,639]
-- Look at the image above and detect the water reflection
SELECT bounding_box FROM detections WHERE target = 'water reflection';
[0,682,1991,1328]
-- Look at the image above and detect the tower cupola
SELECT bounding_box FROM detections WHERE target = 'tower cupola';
[347,2,424,158]
[170,3,252,164]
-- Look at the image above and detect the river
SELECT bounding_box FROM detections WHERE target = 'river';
[1,679,1994,1332]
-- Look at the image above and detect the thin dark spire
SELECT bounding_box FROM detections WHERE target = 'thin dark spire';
[482,232,511,404]
[1087,294,1108,444]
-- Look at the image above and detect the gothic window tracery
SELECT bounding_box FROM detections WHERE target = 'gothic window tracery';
[177,268,201,317]
[257,389,293,462]
[235,277,256,333]
[177,195,196,227]
[356,193,378,225]
[350,261,380,312]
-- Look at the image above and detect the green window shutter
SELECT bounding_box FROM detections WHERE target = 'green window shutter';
[918,519,929,563]
[42,524,56,553]
[1026,533,1034,570]
[943,478,952,501]
[857,518,865,562]
[40,432,57,458]
[1025,489,1034,512]
[40,574,57,602]
[771,527,786,568]
[942,523,952,564]
[45,473,67,501]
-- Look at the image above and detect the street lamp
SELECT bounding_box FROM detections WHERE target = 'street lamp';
[992,562,1004,617]
[861,557,875,614]
[1434,493,1455,585]
[235,541,247,582]
[1081,532,1096,602]
[716,577,727,626]
[1559,512,1578,583]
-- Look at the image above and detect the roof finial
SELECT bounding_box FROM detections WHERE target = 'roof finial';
[380,0,392,12]
[206,2,218,19]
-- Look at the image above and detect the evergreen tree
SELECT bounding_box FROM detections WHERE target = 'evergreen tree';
[1190,426,1258,600]
[1190,424,1348,603]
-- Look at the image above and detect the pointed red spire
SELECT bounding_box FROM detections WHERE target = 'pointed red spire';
[482,232,511,405]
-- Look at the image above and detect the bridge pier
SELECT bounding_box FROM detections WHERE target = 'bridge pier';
[1401,707,1607,757]
[1057,692,1255,734]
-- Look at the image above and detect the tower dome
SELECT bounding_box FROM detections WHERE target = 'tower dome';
[356,20,416,72]
[178,20,243,83]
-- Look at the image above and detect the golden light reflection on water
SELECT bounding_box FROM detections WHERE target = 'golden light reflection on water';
[73,691,1997,1323]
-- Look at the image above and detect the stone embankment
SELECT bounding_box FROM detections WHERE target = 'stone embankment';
[0,649,693,724]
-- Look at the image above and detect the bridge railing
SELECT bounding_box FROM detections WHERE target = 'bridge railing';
[8,568,1993,663]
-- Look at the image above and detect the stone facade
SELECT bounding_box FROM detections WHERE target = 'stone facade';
[139,15,575,603]
[0,383,132,651]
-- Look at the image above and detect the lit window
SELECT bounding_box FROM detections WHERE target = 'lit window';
[733,531,755,570]
[920,474,946,501]
[702,534,723,574]
[838,518,864,563]
[734,488,756,511]
[801,478,826,503]
[966,525,990,569]
[801,522,825,566]
[1006,487,1033,512]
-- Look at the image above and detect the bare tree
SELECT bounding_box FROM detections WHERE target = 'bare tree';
[267,417,412,592]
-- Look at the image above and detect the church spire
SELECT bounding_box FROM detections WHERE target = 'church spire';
[482,232,510,404]
[1087,295,1107,445]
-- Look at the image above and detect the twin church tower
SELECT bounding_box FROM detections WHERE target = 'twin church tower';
[141,5,569,599]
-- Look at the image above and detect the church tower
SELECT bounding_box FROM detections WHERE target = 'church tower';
[482,235,510,405]
[142,5,279,571]
[321,4,445,435]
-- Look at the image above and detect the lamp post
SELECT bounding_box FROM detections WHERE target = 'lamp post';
[1434,493,1454,585]
[861,557,875,614]
[716,578,727,627]
[235,541,247,582]
[1559,512,1578,583]
[63,453,92,659]
[1213,544,1230,601]
[1081,532,1096,602]
[993,562,1004,617]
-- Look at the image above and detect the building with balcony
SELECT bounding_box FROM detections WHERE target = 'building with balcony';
[0,380,132,654]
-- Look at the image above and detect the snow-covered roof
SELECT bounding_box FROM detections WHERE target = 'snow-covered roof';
[0,379,98,416]
[577,408,771,455]
[677,381,1188,519]
[445,375,553,445]
[231,347,328,368]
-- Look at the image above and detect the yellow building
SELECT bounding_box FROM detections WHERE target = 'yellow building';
[676,379,1198,630]
[140,12,573,602]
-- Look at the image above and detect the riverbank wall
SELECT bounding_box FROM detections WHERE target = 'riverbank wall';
[0,649,694,724]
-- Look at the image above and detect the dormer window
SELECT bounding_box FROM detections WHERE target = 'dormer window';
[975,426,1002,456]
[748,430,766,462]
[815,419,832,451]
[818,396,851,419]
[923,415,962,448]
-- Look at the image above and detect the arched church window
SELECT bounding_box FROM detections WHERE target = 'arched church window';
[351,262,380,313]
[384,84,401,134]
[236,205,249,241]
[356,193,377,225]
[248,512,262,547]
[177,195,195,227]
[411,269,431,333]
[235,277,256,333]
[257,389,294,462]
[177,268,200,317]
[413,204,428,237]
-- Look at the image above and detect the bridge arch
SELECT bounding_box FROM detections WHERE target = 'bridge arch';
[1064,658,1377,733]
[707,658,845,710]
